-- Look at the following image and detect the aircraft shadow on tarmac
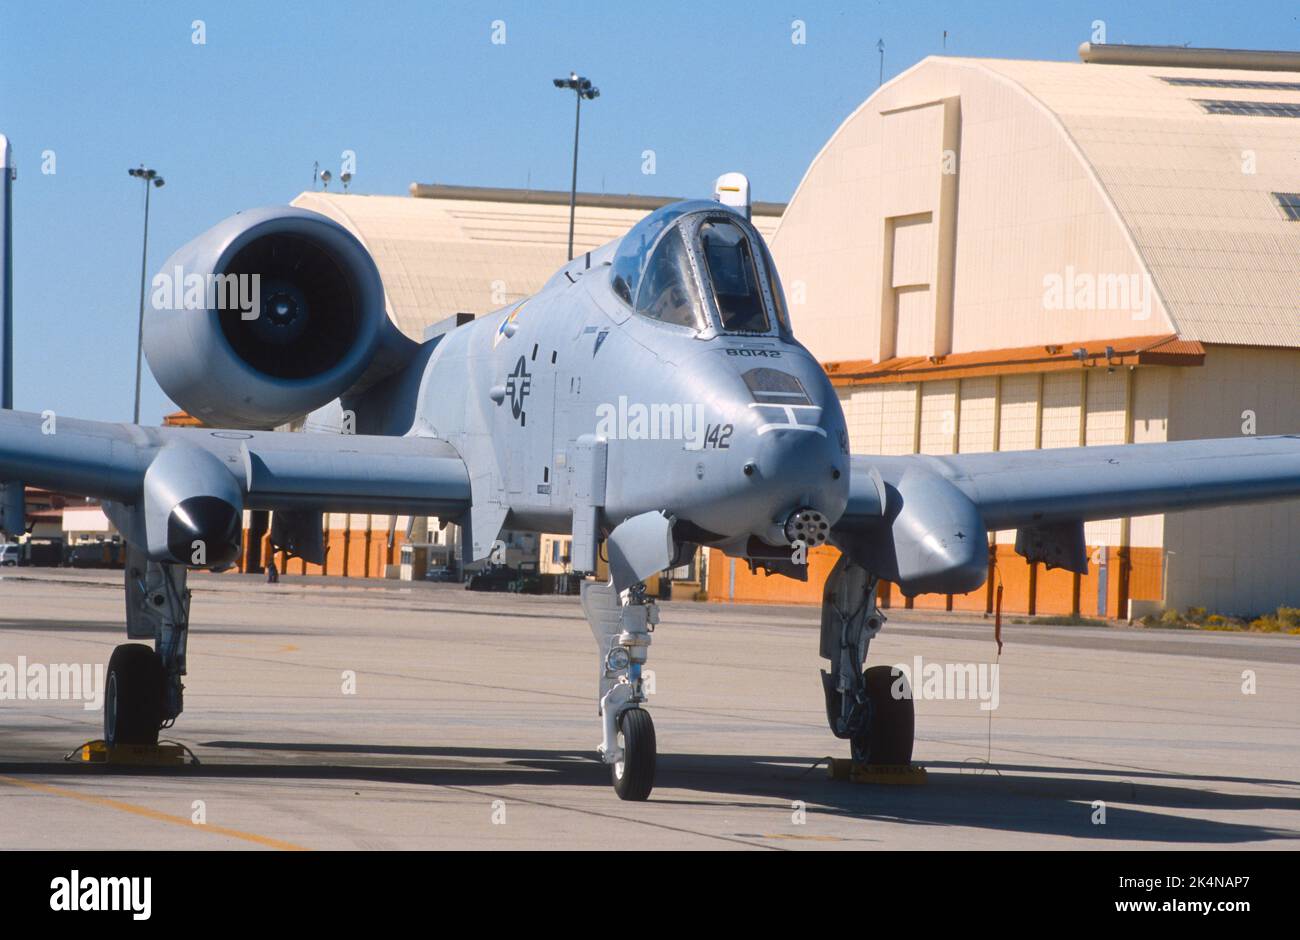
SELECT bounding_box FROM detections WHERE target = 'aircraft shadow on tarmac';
[7,742,1298,845]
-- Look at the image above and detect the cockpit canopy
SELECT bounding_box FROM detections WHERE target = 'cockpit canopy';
[610,200,790,336]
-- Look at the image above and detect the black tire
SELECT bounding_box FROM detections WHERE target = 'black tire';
[851,665,915,765]
[104,644,165,748]
[611,708,656,801]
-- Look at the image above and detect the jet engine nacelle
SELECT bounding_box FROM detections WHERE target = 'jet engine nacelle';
[143,206,393,428]
[143,443,244,569]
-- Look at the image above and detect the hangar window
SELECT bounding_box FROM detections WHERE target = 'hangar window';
[1162,76,1300,91]
[1274,193,1300,221]
[633,229,704,329]
[699,219,770,333]
[1196,99,1300,117]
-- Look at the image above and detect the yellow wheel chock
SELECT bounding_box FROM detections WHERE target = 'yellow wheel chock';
[66,739,198,767]
[828,758,927,785]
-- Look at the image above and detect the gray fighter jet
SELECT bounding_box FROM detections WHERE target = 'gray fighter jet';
[3,178,1300,800]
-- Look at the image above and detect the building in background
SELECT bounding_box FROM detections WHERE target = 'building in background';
[744,44,1300,617]
[6,487,118,566]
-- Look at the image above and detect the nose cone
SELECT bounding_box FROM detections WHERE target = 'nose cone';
[671,342,850,543]
[750,426,849,527]
[717,347,851,540]
[167,495,242,568]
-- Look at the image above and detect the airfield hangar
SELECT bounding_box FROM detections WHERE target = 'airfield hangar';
[204,44,1300,619]
[748,43,1300,619]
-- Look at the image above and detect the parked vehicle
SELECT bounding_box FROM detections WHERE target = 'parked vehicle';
[465,563,542,593]
[0,543,19,567]
[68,539,124,569]
[24,537,63,567]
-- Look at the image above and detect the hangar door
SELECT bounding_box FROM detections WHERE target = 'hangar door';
[890,213,934,358]
[877,94,960,361]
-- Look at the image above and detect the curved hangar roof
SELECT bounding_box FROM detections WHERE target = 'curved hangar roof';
[293,185,782,341]
[771,47,1300,364]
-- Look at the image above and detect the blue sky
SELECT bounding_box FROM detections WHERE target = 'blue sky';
[2,0,1297,423]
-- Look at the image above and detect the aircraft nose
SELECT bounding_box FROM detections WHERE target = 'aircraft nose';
[745,423,849,534]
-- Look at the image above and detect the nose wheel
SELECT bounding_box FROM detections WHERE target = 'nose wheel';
[611,708,656,801]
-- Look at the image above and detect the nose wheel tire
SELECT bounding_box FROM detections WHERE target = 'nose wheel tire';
[850,665,915,765]
[104,643,165,748]
[611,708,656,801]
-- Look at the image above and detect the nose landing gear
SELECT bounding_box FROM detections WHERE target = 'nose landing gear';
[581,578,658,801]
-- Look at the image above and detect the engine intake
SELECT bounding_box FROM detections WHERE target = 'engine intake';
[144,206,392,428]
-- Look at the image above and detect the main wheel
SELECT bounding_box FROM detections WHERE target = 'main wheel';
[850,665,915,765]
[611,708,656,801]
[104,643,165,748]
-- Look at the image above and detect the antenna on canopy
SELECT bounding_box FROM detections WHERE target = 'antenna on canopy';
[712,172,751,221]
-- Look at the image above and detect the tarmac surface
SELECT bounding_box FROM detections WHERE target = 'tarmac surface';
[1,568,1297,850]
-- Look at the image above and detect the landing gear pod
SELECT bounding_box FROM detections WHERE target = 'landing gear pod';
[143,443,244,569]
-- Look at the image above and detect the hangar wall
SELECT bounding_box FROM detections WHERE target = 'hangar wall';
[1163,346,1300,615]
[742,48,1300,618]
[771,57,1176,367]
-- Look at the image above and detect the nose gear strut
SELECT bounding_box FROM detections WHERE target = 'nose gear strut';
[581,578,658,801]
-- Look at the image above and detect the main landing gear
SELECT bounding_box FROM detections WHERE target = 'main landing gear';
[819,555,914,766]
[105,546,191,748]
[581,578,657,800]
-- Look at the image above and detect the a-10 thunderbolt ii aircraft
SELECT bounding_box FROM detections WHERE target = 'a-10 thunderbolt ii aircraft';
[3,174,1300,800]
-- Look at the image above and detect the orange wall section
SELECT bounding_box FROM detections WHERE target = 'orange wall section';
[705,543,1163,617]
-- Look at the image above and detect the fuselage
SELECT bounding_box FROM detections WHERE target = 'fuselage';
[413,200,850,549]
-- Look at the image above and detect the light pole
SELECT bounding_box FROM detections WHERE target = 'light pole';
[128,165,164,425]
[553,71,599,261]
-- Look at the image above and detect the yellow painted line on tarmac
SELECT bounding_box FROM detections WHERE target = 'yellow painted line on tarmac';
[0,775,308,851]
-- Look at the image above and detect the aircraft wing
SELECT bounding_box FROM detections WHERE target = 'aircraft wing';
[0,408,470,517]
[834,435,1300,594]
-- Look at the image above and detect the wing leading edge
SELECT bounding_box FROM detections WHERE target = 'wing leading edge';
[844,435,1300,531]
[834,435,1300,595]
[0,408,471,517]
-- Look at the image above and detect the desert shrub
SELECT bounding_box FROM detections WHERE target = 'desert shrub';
[1275,607,1300,630]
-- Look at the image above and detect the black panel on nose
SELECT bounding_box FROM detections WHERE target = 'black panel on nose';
[167,496,242,568]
